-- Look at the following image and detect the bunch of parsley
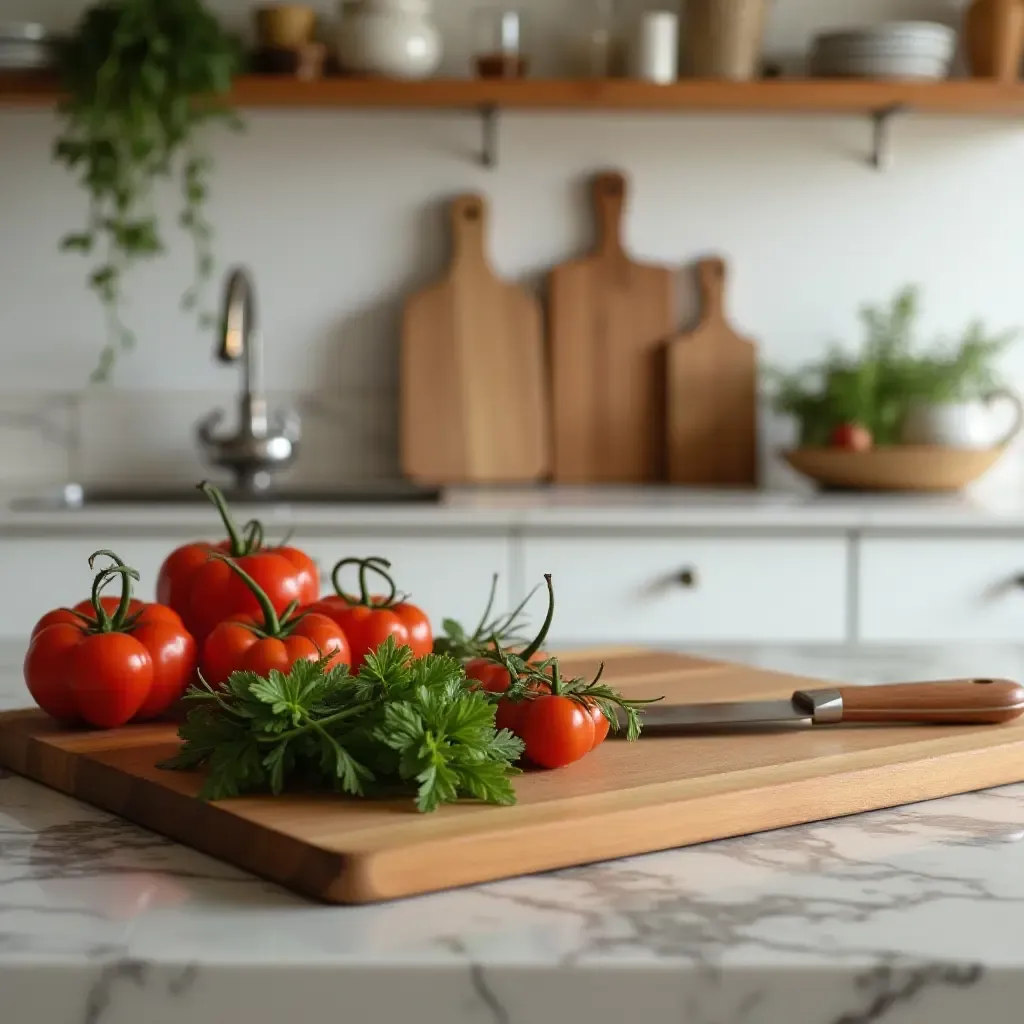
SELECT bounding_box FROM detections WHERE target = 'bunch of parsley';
[159,637,525,813]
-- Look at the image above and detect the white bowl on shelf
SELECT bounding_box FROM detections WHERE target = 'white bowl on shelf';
[810,21,956,80]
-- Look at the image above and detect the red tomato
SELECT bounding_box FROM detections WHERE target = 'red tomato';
[201,612,350,688]
[308,557,432,669]
[467,649,549,694]
[156,483,319,643]
[587,701,611,748]
[517,695,596,769]
[830,422,873,452]
[24,553,197,727]
[184,551,307,645]
[391,602,433,658]
[196,554,350,687]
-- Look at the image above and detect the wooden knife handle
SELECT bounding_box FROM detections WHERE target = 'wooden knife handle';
[831,679,1024,725]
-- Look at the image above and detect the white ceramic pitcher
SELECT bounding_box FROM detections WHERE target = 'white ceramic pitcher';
[901,388,1024,449]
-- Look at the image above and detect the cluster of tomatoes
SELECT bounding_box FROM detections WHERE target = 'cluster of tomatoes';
[463,576,618,770]
[23,482,433,730]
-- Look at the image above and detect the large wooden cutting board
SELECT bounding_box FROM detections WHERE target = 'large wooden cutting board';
[667,257,759,486]
[3,649,1024,905]
[549,171,675,482]
[400,193,549,484]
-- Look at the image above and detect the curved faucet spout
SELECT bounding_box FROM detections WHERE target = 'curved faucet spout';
[197,266,300,493]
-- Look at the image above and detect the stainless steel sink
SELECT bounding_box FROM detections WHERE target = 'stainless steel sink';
[12,481,443,511]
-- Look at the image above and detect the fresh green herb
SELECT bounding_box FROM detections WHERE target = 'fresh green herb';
[55,0,244,382]
[159,637,525,812]
[432,574,539,662]
[766,285,1018,445]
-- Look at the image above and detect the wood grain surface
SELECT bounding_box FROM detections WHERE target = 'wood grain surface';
[3,649,1024,905]
[548,170,675,482]
[667,257,759,486]
[400,193,549,484]
[834,679,1024,724]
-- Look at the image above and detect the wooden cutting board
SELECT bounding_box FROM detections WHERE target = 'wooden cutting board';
[667,257,759,486]
[3,649,1024,905]
[548,171,675,483]
[400,193,549,484]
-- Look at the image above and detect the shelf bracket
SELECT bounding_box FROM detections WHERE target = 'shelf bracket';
[869,103,909,172]
[479,105,499,168]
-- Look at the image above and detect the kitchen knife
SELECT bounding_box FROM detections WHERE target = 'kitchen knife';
[620,679,1024,734]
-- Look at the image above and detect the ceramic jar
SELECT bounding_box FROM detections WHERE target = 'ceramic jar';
[901,390,1024,449]
[337,0,442,79]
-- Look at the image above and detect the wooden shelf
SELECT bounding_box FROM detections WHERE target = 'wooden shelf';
[5,72,1024,114]
[5,73,1024,170]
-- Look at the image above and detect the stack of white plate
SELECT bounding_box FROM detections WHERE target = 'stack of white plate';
[0,23,58,71]
[810,21,956,80]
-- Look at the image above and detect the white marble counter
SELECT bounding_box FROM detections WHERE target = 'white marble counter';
[7,484,1024,533]
[4,643,1024,1024]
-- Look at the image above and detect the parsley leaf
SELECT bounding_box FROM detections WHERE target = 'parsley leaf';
[161,638,524,813]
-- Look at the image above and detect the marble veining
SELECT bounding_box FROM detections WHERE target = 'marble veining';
[3,644,1024,1023]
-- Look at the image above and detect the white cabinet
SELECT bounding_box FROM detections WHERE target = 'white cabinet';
[858,536,1024,642]
[0,533,513,642]
[520,533,849,645]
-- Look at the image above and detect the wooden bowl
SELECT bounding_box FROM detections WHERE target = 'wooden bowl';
[783,445,1007,492]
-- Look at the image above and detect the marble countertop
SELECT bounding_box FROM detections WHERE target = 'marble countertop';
[4,643,1024,1024]
[7,484,1024,533]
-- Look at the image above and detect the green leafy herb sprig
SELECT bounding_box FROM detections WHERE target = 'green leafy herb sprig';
[766,285,1019,445]
[160,637,525,813]
[55,0,244,382]
[432,574,539,663]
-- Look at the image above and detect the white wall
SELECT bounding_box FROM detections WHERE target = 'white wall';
[2,0,1024,492]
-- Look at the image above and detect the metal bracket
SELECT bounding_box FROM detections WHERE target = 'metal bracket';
[869,103,909,171]
[479,105,498,168]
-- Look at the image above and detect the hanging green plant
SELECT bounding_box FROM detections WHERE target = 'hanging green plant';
[54,0,244,382]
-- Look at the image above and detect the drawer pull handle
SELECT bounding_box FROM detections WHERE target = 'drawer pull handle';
[678,568,698,588]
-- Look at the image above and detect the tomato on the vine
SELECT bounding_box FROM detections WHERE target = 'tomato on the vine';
[472,575,659,769]
[304,557,433,668]
[518,695,596,769]
[587,701,611,748]
[156,481,319,644]
[24,551,198,728]
[200,554,350,688]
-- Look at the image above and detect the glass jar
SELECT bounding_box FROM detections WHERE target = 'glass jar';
[472,7,529,78]
[570,0,622,77]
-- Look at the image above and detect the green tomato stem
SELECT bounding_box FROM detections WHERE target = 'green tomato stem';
[209,552,282,636]
[198,480,255,557]
[87,549,138,631]
[519,574,555,662]
[470,574,500,642]
[331,556,399,609]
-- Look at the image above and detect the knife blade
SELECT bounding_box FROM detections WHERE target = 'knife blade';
[617,678,1024,735]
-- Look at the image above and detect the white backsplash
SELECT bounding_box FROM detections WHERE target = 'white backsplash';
[3,0,1024,493]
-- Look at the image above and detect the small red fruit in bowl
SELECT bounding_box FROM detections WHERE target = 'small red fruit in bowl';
[830,422,873,452]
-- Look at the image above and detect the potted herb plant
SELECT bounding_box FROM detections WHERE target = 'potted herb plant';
[55,0,243,383]
[767,285,1022,452]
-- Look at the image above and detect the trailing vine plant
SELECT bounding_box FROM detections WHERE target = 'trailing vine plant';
[54,0,243,382]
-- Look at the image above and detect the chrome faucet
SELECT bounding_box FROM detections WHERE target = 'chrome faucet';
[196,266,301,492]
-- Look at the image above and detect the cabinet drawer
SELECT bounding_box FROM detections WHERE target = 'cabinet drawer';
[859,537,1024,642]
[521,534,848,644]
